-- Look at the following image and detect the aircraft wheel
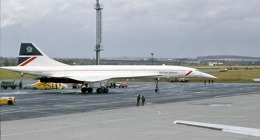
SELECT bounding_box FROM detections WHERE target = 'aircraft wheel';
[87,88,93,93]
[155,89,158,92]
[96,88,102,93]
[81,88,87,93]
[103,88,109,93]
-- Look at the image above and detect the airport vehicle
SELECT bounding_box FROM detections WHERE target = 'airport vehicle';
[169,78,189,82]
[33,81,67,90]
[1,81,17,89]
[23,84,38,90]
[219,68,228,72]
[1,43,216,93]
[47,82,67,89]
[0,97,15,105]
[33,82,52,90]
[118,82,128,88]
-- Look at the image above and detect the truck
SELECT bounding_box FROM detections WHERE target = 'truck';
[0,97,15,105]
[169,78,189,82]
[1,81,17,89]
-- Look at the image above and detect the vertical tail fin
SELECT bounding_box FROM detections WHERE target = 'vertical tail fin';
[18,43,68,66]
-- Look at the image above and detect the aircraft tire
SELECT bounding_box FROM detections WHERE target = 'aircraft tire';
[87,88,93,93]
[103,88,109,93]
[96,88,102,93]
[81,88,87,93]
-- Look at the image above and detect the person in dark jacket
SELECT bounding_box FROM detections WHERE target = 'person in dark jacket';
[142,96,145,106]
[19,81,23,89]
[136,94,140,106]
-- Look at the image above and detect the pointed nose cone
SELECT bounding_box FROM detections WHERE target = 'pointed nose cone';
[201,72,217,79]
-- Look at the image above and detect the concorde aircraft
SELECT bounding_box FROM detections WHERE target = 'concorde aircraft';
[1,43,216,93]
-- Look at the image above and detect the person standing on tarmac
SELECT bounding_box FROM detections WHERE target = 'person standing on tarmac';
[136,94,140,106]
[142,96,145,106]
[19,81,23,89]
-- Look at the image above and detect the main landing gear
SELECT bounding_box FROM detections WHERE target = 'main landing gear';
[155,78,159,92]
[81,84,109,93]
[81,87,93,93]
[96,87,109,94]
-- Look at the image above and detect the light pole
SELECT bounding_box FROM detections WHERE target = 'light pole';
[151,53,154,65]
[95,0,103,65]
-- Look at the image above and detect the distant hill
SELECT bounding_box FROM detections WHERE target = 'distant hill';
[197,55,260,61]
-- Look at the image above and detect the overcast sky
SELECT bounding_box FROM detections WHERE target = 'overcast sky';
[1,0,260,58]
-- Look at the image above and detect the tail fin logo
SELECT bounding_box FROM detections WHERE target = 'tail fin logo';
[19,43,43,56]
[26,46,33,53]
[18,43,68,66]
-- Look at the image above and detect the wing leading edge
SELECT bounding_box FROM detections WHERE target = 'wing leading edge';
[174,120,260,137]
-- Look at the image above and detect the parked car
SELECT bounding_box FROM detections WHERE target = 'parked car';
[1,81,17,89]
[117,82,128,88]
[23,84,38,90]
[0,97,15,105]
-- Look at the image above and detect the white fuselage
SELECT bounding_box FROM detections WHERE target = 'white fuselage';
[4,65,209,82]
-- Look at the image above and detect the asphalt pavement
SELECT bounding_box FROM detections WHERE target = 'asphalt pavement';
[0,82,260,140]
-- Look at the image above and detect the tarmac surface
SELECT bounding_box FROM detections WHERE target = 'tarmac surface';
[1,82,260,140]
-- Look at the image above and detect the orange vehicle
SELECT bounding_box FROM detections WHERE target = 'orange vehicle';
[119,83,128,88]
[219,69,228,72]
[33,81,67,90]
[116,82,128,88]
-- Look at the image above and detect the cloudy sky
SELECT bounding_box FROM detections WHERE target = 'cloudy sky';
[1,0,260,58]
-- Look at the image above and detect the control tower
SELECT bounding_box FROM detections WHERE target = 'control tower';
[95,0,103,65]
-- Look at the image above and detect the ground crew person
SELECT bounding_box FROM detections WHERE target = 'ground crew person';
[19,81,23,89]
[142,96,145,106]
[204,80,206,85]
[208,80,211,85]
[211,80,214,85]
[136,94,140,106]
